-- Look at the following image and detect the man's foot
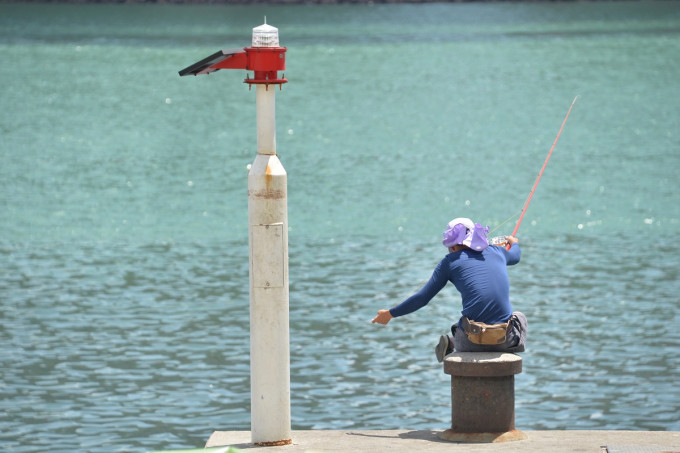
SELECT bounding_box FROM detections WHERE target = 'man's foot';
[435,335,453,363]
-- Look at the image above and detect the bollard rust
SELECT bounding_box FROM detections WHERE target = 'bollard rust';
[439,352,526,443]
[450,375,516,433]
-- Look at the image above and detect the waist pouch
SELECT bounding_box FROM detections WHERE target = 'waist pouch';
[461,317,510,345]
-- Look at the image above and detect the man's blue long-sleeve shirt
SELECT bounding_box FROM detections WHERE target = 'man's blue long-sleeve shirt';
[389,243,521,325]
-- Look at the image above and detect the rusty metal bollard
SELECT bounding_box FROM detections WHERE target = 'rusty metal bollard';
[438,352,527,443]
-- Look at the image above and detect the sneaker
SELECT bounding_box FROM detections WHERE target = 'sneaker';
[435,334,451,363]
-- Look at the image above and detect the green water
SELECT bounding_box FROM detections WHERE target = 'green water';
[1,2,679,451]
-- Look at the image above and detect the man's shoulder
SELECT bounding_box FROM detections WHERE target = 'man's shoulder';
[484,245,508,258]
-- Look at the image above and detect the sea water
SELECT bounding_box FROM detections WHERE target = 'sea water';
[1,2,679,451]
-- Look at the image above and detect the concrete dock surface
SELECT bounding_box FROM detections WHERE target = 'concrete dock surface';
[206,430,680,453]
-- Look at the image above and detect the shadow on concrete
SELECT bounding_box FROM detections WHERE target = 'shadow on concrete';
[209,431,444,450]
[346,430,450,443]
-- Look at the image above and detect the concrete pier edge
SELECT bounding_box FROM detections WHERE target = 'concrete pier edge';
[206,430,680,452]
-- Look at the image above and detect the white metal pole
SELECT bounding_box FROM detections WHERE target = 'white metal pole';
[256,85,277,156]
[248,83,291,445]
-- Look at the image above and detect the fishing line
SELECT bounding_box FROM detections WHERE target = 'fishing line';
[488,211,522,235]
[504,96,578,249]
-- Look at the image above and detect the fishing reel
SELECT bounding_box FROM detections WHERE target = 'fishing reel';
[489,236,508,246]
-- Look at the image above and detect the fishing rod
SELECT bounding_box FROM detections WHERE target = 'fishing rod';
[393,98,577,305]
[489,96,578,249]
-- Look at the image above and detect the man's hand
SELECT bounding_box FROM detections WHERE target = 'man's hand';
[506,235,519,245]
[371,309,393,325]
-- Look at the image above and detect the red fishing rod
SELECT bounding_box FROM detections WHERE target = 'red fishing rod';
[491,96,578,249]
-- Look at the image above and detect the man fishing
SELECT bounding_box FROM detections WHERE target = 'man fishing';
[371,217,527,362]
[371,98,578,361]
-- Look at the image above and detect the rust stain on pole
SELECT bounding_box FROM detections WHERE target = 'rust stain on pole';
[249,188,285,199]
[265,164,273,188]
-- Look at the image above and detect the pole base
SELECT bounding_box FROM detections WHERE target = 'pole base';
[253,438,292,447]
[437,429,528,443]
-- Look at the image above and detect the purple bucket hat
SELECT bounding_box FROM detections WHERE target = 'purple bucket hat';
[442,217,490,251]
